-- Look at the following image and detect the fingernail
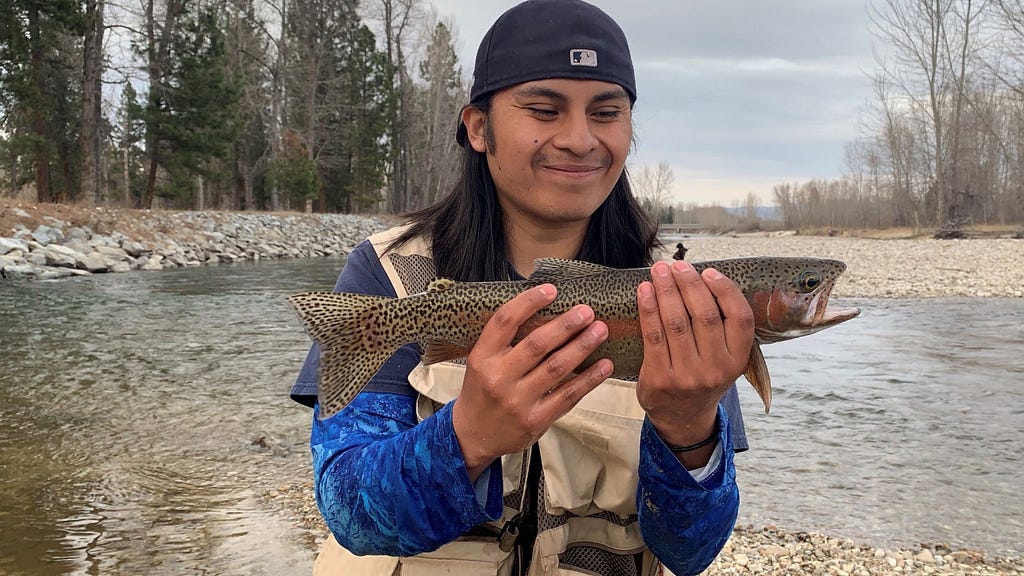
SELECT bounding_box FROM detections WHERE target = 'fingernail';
[538,284,556,298]
[705,268,724,280]
[671,261,694,275]
[574,305,594,324]
[638,282,653,299]
[653,262,670,278]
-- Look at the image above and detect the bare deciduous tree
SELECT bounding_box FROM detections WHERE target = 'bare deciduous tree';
[630,161,674,222]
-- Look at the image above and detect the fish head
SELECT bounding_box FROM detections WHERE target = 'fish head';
[737,257,861,343]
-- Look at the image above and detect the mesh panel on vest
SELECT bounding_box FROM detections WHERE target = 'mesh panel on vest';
[388,253,436,295]
[536,465,642,575]
[562,545,641,575]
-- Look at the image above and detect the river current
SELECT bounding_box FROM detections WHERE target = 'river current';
[1,257,1021,575]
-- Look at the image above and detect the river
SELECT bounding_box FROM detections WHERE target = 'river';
[1,258,1021,575]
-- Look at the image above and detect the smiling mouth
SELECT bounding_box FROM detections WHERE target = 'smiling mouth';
[545,164,603,174]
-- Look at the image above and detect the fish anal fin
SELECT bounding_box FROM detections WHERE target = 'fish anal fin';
[743,343,772,414]
[422,342,472,365]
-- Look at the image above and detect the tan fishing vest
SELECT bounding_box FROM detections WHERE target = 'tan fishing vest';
[312,226,670,576]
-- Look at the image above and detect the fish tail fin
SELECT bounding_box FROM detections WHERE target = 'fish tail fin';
[288,291,404,419]
[743,343,773,414]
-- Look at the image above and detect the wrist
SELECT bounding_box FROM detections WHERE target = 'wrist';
[451,399,497,481]
[657,417,719,453]
[648,406,719,448]
[649,408,722,470]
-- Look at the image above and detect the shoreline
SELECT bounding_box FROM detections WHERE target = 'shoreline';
[265,476,1024,575]
[2,200,1023,298]
[0,200,390,280]
[658,233,1024,298]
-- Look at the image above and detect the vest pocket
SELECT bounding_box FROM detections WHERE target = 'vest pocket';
[398,539,515,576]
[540,405,645,516]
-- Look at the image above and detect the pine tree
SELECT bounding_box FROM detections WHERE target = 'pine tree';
[0,0,84,202]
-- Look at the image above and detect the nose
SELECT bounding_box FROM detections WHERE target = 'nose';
[551,109,598,156]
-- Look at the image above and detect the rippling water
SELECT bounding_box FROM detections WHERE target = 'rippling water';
[0,258,343,576]
[1,259,1021,575]
[737,297,1024,556]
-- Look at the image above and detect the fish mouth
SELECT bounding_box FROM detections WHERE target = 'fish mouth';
[807,283,861,328]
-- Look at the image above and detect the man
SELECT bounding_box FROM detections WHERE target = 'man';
[291,1,752,574]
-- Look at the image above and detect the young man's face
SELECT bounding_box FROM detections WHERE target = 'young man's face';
[462,78,633,229]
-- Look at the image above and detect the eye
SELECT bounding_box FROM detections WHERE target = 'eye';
[526,107,557,118]
[799,271,822,291]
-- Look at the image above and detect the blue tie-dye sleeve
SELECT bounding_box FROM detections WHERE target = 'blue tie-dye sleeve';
[637,404,740,575]
[297,241,503,555]
[311,392,504,556]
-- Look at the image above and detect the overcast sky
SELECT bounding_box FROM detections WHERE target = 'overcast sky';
[429,0,878,206]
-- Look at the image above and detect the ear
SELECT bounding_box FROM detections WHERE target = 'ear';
[461,105,488,153]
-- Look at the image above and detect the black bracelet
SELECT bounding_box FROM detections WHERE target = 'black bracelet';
[661,419,720,453]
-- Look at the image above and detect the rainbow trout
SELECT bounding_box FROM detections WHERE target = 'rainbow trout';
[289,257,860,419]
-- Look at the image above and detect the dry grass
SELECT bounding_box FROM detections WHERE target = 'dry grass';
[0,198,170,241]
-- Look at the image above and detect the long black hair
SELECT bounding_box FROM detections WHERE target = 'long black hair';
[391,100,660,282]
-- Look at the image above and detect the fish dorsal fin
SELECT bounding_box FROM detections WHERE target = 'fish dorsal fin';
[426,278,457,292]
[528,258,615,282]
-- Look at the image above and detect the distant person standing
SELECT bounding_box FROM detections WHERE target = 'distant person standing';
[292,1,752,574]
[673,242,689,260]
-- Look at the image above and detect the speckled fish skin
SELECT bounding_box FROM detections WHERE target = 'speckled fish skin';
[288,257,861,420]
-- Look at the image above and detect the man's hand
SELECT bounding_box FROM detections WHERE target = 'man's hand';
[452,284,612,481]
[635,261,755,469]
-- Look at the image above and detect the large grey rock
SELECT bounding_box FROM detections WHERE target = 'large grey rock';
[65,226,92,241]
[139,255,164,270]
[0,237,28,254]
[63,238,92,255]
[82,252,111,272]
[95,245,130,261]
[122,240,146,257]
[31,225,64,246]
[39,244,81,267]
[0,254,21,271]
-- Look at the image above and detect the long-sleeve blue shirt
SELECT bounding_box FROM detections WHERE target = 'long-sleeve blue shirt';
[291,240,748,575]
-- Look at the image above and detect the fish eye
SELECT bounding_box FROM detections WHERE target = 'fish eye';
[799,271,822,291]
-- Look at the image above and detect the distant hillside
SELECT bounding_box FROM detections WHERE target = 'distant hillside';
[724,206,782,221]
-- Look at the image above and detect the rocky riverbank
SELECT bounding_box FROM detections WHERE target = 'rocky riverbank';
[660,232,1024,298]
[0,200,389,280]
[266,476,1024,576]
[4,201,1022,298]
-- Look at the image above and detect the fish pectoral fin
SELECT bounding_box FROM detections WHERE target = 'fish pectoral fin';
[422,342,472,365]
[743,343,772,414]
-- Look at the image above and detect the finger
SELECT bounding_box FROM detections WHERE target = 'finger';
[652,261,698,363]
[526,316,609,388]
[671,260,725,357]
[702,268,755,356]
[476,283,557,353]
[508,304,597,378]
[538,356,613,422]
[637,280,671,375]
